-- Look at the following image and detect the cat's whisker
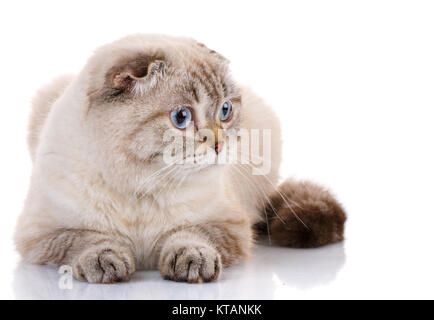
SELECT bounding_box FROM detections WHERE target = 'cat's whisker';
[239,150,303,209]
[147,167,179,210]
[243,162,310,230]
[135,162,176,197]
[153,168,177,204]
[139,164,179,200]
[234,162,292,231]
[230,165,272,245]
[173,166,189,190]
[238,166,294,236]
[231,149,309,230]
[235,149,304,209]
[147,167,186,252]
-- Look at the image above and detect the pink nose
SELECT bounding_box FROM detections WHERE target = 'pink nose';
[215,141,224,154]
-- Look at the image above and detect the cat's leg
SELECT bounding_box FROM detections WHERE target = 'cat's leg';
[158,218,252,283]
[15,228,136,283]
[263,179,346,248]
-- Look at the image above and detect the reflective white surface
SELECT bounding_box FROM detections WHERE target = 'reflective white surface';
[13,243,346,300]
[8,218,434,300]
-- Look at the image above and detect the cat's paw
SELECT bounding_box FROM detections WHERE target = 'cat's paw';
[72,244,136,283]
[159,243,222,283]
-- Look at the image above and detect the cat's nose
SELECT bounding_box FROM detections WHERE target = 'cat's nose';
[215,141,224,154]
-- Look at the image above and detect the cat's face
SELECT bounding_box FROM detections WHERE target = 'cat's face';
[83,35,242,194]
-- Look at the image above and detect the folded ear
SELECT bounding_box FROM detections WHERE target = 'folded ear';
[109,54,165,95]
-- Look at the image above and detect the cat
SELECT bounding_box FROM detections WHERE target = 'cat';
[14,34,346,283]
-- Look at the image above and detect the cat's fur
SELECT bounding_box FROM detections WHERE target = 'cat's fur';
[14,34,346,283]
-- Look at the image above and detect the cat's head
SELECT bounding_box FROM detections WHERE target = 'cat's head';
[81,34,242,195]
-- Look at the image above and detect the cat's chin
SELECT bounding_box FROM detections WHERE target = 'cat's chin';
[171,153,226,174]
[178,162,222,174]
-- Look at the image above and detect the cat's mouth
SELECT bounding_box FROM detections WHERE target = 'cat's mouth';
[173,151,225,173]
[182,154,218,167]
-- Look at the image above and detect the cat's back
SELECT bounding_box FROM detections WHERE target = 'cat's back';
[27,75,74,160]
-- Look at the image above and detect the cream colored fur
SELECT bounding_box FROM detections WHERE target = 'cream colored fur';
[14,34,283,283]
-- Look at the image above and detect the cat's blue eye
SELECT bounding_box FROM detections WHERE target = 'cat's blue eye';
[170,107,192,129]
[219,100,233,122]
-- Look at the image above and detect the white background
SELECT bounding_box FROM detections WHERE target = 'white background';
[1,0,433,299]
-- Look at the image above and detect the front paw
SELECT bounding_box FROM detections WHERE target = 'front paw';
[72,244,136,283]
[159,243,222,283]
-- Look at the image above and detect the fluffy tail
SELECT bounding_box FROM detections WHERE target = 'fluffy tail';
[27,75,74,160]
[260,179,346,248]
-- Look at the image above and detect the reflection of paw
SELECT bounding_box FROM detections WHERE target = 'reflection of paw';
[159,243,222,283]
[73,244,135,283]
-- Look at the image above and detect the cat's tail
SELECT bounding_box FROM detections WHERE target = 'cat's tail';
[28,75,74,161]
[260,179,346,248]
